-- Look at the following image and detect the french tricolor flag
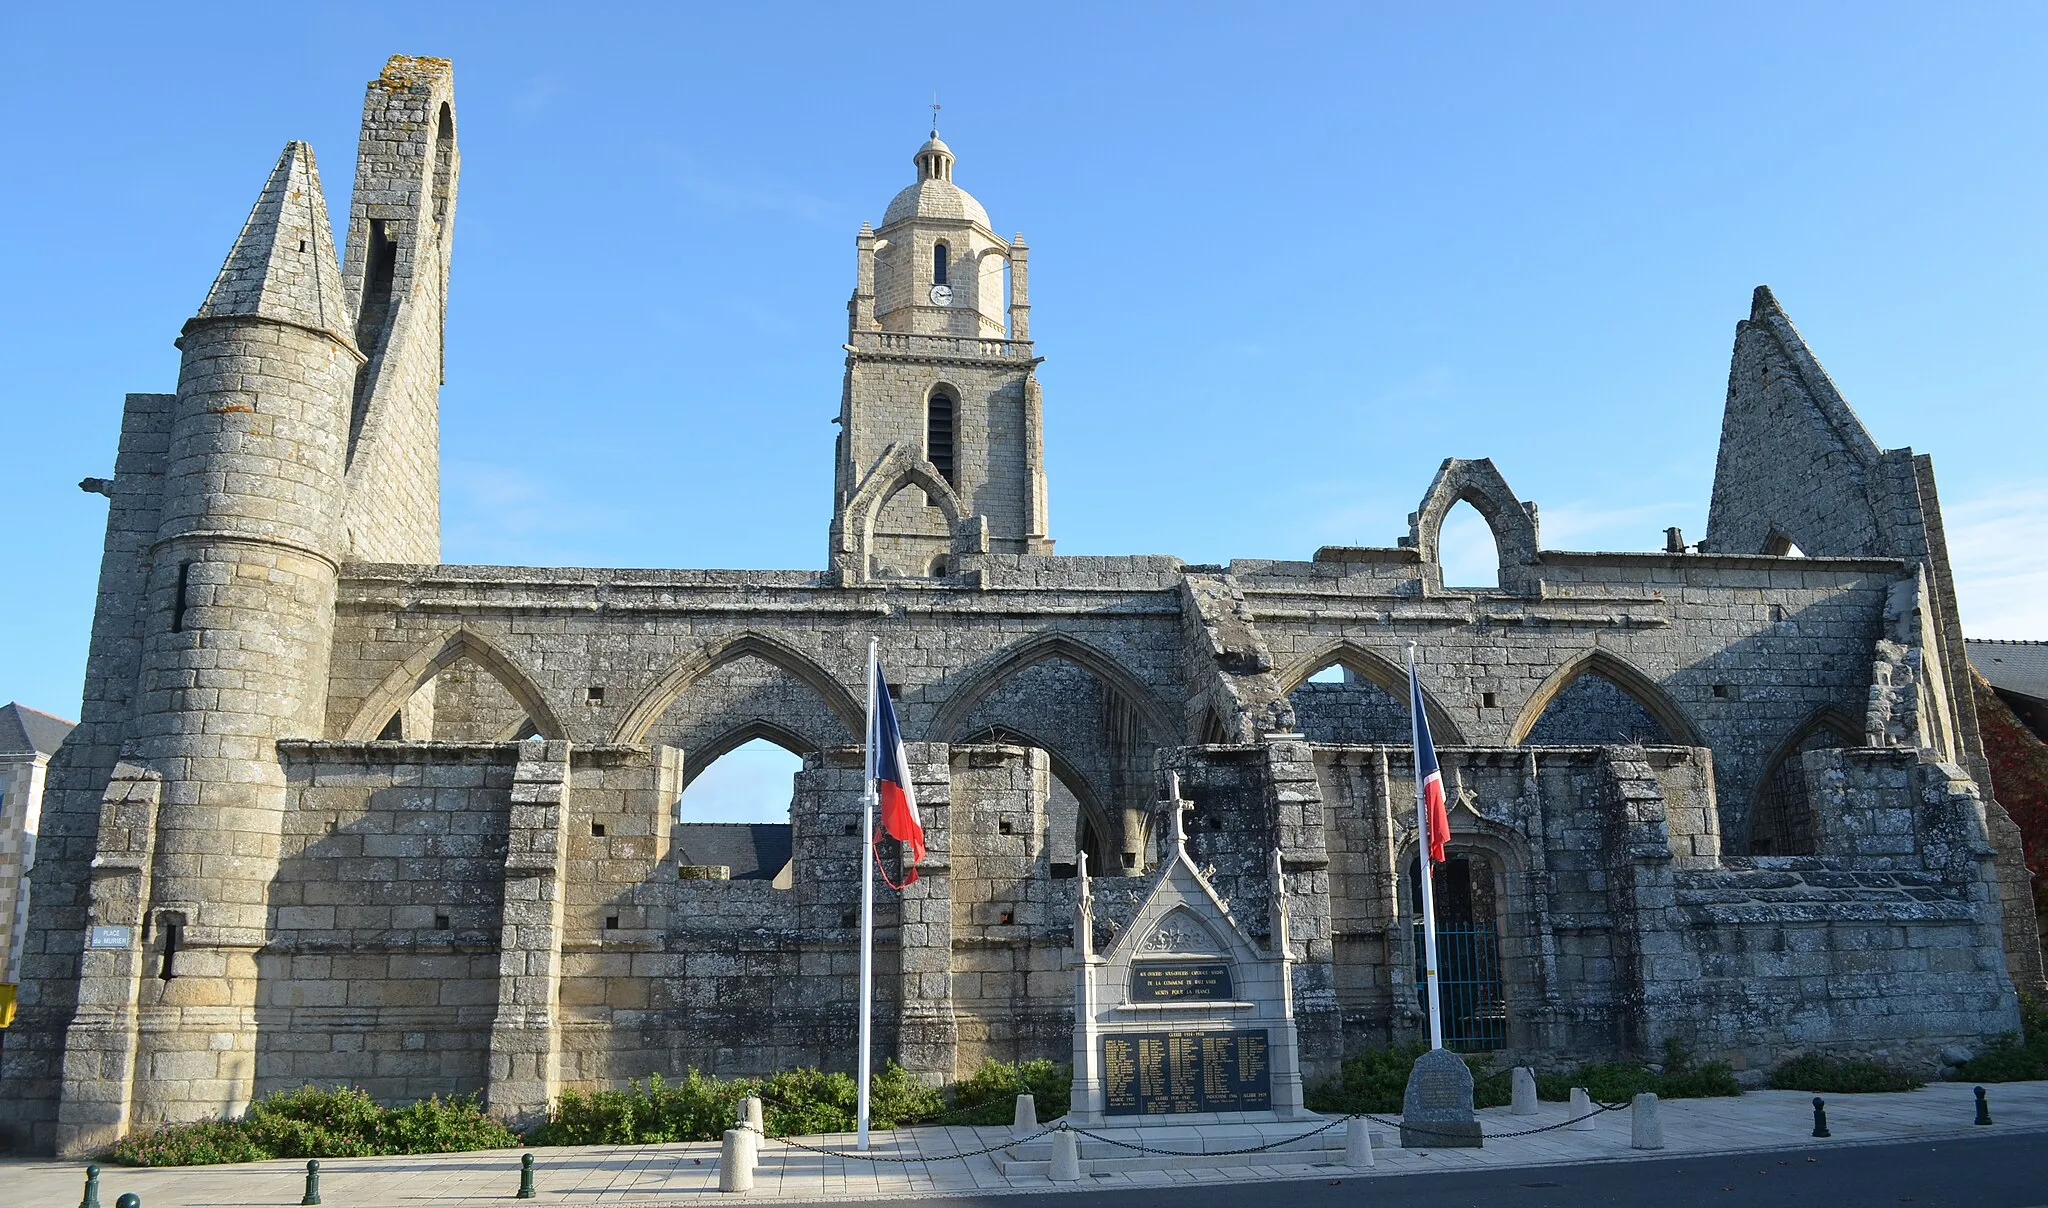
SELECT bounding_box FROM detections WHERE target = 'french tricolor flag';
[1411,662,1451,864]
[867,657,926,882]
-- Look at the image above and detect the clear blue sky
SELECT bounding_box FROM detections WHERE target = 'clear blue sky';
[5,1,2045,738]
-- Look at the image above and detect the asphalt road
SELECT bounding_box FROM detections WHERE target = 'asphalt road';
[782,1132,2048,1208]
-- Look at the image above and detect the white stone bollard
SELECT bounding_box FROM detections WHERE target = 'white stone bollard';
[1013,1092,1038,1137]
[1630,1092,1663,1150]
[1569,1086,1597,1131]
[1345,1116,1375,1167]
[743,1096,764,1134]
[1511,1067,1539,1116]
[736,1121,758,1173]
[719,1129,754,1193]
[1049,1129,1082,1181]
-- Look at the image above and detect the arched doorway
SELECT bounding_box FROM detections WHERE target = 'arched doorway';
[1406,851,1507,1051]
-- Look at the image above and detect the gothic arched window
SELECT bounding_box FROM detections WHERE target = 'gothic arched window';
[927,389,956,484]
[933,242,949,286]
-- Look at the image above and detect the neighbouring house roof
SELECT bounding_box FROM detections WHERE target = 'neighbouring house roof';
[672,822,794,882]
[0,702,75,758]
[1968,640,2048,706]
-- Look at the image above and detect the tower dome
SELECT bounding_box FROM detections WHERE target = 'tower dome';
[881,133,991,229]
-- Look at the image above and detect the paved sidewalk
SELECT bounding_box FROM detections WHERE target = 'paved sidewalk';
[10,1080,2046,1206]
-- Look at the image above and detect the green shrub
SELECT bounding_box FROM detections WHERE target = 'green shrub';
[868,1062,946,1129]
[526,1061,943,1147]
[1308,1038,1739,1117]
[943,1059,1071,1125]
[1535,1039,1740,1103]
[113,1120,271,1167]
[1305,1042,1503,1114]
[1770,1053,1925,1094]
[1953,994,2048,1083]
[1306,1041,1427,1115]
[111,1086,518,1167]
[526,1071,747,1146]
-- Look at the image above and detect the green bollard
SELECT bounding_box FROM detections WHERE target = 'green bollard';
[1811,1096,1830,1138]
[1975,1086,1993,1126]
[79,1163,101,1208]
[516,1151,537,1199]
[302,1158,322,1205]
[115,1195,141,1208]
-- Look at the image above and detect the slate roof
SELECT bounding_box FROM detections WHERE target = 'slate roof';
[1967,640,2048,705]
[673,823,793,882]
[0,702,75,758]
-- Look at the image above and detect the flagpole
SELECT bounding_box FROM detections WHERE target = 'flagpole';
[1409,642,1446,1052]
[857,637,877,1151]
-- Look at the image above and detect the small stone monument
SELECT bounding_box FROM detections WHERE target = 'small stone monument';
[1511,1067,1538,1116]
[1400,1048,1482,1148]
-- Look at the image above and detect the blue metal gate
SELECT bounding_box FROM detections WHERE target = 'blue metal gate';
[1412,922,1508,1051]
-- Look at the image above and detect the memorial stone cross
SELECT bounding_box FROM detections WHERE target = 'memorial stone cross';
[1400,1048,1483,1148]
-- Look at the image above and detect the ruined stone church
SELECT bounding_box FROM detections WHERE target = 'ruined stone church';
[3,55,2039,1156]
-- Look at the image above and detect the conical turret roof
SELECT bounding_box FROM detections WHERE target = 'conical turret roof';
[196,141,351,344]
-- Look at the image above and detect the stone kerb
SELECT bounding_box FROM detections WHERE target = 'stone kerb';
[1066,789,1310,1127]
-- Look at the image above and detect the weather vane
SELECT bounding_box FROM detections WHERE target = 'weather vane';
[930,94,941,137]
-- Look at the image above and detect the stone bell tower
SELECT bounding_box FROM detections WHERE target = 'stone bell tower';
[829,130,1053,580]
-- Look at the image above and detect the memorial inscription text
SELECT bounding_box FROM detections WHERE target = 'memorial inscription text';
[1102,1028,1271,1116]
[1129,961,1234,1002]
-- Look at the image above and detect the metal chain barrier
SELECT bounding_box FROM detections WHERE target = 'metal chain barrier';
[1360,1098,1632,1143]
[1062,1115,1349,1157]
[732,1095,1633,1163]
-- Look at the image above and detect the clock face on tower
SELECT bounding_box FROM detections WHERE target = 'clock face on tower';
[928,283,953,306]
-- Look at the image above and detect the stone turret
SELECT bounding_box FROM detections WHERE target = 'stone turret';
[54,141,362,1153]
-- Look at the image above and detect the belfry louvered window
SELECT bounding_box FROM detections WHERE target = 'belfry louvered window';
[927,391,956,484]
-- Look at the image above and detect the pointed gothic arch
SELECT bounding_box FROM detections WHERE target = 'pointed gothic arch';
[1508,648,1702,748]
[928,631,1176,745]
[682,718,819,790]
[1275,639,1469,745]
[612,632,865,746]
[959,722,1118,867]
[1408,458,1541,594]
[832,441,969,579]
[339,626,565,741]
[1746,706,1861,855]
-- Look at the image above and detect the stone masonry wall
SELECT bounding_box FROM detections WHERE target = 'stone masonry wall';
[261,742,515,1102]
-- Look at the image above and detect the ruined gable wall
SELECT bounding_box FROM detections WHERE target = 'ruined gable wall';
[1703,292,1887,558]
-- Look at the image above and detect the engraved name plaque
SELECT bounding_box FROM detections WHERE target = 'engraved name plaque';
[1102,1028,1271,1116]
[1130,961,1234,1002]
